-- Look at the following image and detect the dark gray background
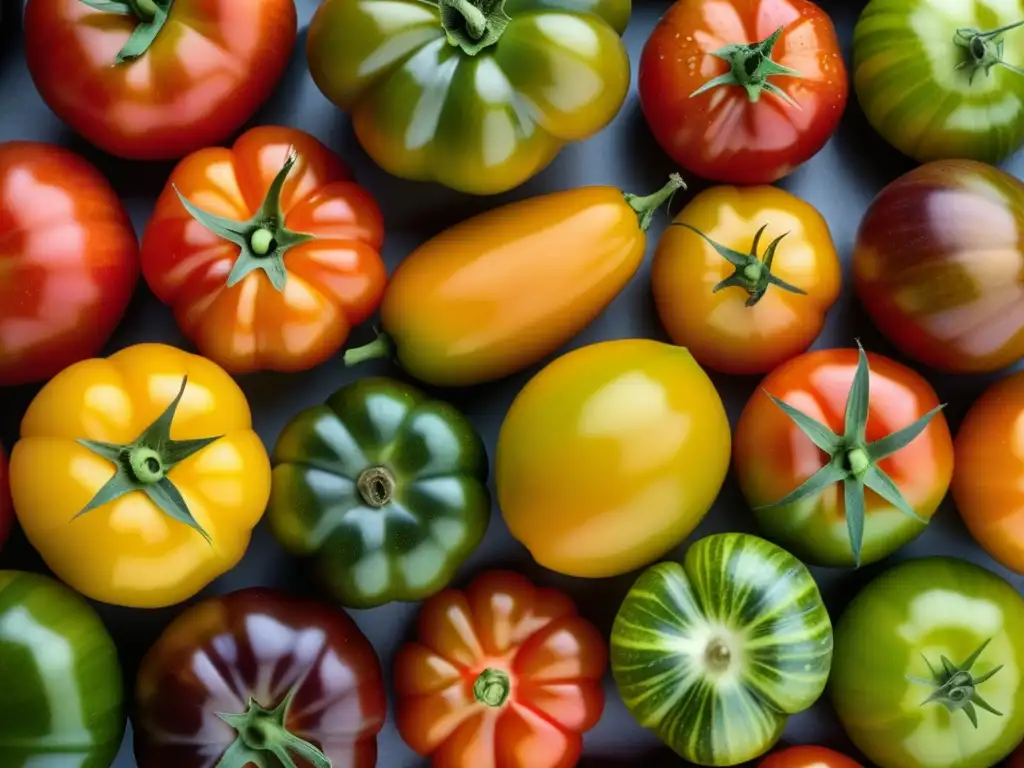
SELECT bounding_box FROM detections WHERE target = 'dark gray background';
[2,0,1023,766]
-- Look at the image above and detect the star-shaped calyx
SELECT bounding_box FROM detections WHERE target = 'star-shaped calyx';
[215,689,330,768]
[676,222,806,306]
[76,376,222,542]
[954,20,1024,84]
[173,147,314,292]
[79,0,174,64]
[690,25,804,107]
[907,638,1004,729]
[758,342,945,566]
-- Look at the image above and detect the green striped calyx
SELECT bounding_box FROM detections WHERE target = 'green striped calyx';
[954,21,1024,84]
[610,533,833,767]
[757,341,945,567]
[907,637,1004,729]
[690,26,803,107]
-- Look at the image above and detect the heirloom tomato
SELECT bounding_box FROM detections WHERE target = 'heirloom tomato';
[735,344,952,568]
[952,370,1024,573]
[395,570,607,768]
[653,185,841,375]
[496,339,730,578]
[0,570,126,768]
[854,159,1024,374]
[269,377,491,609]
[760,746,862,768]
[24,0,296,160]
[639,0,848,185]
[854,1,1024,165]
[0,443,10,551]
[831,557,1024,768]
[306,0,631,195]
[141,125,386,375]
[0,141,138,386]
[135,587,387,768]
[611,533,833,766]
[345,175,684,387]
[9,343,271,608]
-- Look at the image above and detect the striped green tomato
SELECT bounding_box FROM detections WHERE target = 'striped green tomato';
[853,0,1024,164]
[610,533,834,767]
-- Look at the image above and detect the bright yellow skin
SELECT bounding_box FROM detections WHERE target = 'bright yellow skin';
[496,339,731,578]
[9,343,271,608]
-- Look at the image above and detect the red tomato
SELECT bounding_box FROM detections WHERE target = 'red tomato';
[0,443,10,552]
[0,141,138,386]
[24,0,297,160]
[140,125,387,375]
[639,0,848,184]
[760,745,862,768]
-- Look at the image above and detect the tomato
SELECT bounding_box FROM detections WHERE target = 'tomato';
[1011,744,1024,768]
[734,345,953,567]
[24,0,296,160]
[952,370,1024,573]
[141,125,387,375]
[760,746,862,768]
[831,557,1024,768]
[395,570,606,768]
[652,185,842,375]
[611,533,833,766]
[344,176,684,387]
[9,343,271,608]
[638,0,848,185]
[854,1,1024,165]
[306,0,631,195]
[0,443,10,552]
[853,159,1024,374]
[496,339,730,578]
[0,141,138,386]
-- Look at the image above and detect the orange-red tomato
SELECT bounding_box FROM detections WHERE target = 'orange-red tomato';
[953,370,1024,573]
[141,126,386,375]
[394,571,607,768]
[760,745,862,768]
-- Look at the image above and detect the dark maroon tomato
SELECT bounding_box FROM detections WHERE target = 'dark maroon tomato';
[134,587,386,768]
[853,159,1024,374]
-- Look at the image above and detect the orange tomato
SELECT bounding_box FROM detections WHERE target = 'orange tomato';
[760,745,862,768]
[344,176,685,387]
[953,370,1024,573]
[653,185,841,374]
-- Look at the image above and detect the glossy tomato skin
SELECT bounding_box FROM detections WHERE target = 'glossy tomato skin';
[653,185,841,374]
[952,371,1024,573]
[135,587,387,767]
[735,348,953,567]
[0,443,10,552]
[831,557,1024,768]
[639,0,848,184]
[0,141,138,386]
[395,571,607,768]
[760,746,862,767]
[24,0,296,160]
[141,125,387,374]
[497,339,731,578]
[854,160,1024,374]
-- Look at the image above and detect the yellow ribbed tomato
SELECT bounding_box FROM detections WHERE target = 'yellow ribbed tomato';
[496,339,731,578]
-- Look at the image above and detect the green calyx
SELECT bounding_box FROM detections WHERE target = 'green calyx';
[75,376,223,543]
[474,668,511,708]
[690,25,803,107]
[907,638,1004,729]
[344,330,396,368]
[174,147,315,292]
[436,0,511,56]
[624,174,687,231]
[79,0,174,64]
[215,690,331,768]
[954,20,1024,84]
[357,466,396,508]
[757,341,946,567]
[675,222,806,306]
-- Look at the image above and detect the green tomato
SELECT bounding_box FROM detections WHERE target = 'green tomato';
[0,570,125,767]
[268,377,491,609]
[853,0,1024,164]
[609,533,833,767]
[831,557,1024,768]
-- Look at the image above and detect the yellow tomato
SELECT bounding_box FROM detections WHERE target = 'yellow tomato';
[496,339,731,578]
[9,343,270,608]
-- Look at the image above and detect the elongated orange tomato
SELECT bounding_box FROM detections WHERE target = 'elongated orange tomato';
[344,175,686,386]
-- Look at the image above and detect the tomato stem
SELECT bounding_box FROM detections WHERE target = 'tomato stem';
[624,174,687,231]
[437,0,511,56]
[906,637,1004,729]
[357,466,396,508]
[128,0,158,20]
[250,228,275,256]
[954,21,1024,83]
[474,668,511,707]
[129,448,164,484]
[690,25,803,107]
[344,331,396,368]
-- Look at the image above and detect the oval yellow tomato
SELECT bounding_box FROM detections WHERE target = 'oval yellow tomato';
[10,343,270,608]
[496,339,731,578]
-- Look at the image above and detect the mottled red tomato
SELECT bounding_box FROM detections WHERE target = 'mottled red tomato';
[760,745,862,768]
[24,0,296,160]
[0,141,138,386]
[639,0,848,184]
